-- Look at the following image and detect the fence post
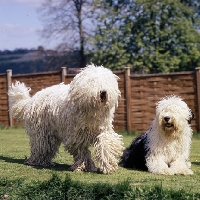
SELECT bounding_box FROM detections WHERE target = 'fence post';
[196,67,200,132]
[61,67,67,83]
[125,67,131,133]
[7,69,13,127]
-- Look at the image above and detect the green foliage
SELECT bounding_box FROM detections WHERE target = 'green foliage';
[90,0,200,73]
[1,174,132,199]
[0,177,24,198]
[0,174,200,199]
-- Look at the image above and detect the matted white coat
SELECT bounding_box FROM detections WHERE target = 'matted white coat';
[8,64,124,174]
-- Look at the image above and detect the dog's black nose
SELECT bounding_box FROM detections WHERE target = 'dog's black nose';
[100,90,106,102]
[164,116,170,122]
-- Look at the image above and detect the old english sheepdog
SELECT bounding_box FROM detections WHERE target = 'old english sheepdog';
[119,95,194,175]
[8,64,124,174]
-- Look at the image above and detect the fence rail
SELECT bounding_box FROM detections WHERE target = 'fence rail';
[1,67,200,133]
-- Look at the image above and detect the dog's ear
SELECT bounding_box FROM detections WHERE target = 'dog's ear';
[187,112,194,124]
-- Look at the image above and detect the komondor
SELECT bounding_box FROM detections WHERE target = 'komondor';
[8,64,124,174]
[119,95,194,175]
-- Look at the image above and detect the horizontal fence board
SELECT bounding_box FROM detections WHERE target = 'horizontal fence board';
[0,68,200,132]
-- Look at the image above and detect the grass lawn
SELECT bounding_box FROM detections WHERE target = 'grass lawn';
[0,128,200,196]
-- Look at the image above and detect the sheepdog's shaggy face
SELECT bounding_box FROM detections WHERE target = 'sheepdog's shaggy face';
[68,64,121,109]
[156,95,193,136]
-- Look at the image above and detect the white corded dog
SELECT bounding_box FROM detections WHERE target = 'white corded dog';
[8,64,124,174]
[119,95,194,175]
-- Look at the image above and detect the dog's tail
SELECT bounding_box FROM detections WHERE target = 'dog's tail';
[8,81,31,121]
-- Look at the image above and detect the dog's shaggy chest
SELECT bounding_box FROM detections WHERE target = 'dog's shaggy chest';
[147,136,185,163]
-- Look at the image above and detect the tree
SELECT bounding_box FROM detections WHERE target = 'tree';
[38,0,96,68]
[88,1,132,70]
[90,0,200,73]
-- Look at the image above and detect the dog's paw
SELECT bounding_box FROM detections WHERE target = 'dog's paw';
[70,161,98,173]
[184,169,193,175]
[24,159,55,167]
[160,168,174,175]
[175,168,193,175]
[149,167,174,175]
[70,161,85,172]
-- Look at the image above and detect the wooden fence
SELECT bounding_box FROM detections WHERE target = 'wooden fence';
[1,67,200,133]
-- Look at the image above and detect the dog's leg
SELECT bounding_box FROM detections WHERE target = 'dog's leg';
[69,148,97,172]
[25,130,61,167]
[94,131,124,174]
[146,156,175,175]
[170,159,193,175]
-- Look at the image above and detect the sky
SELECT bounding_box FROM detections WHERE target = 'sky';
[0,0,56,51]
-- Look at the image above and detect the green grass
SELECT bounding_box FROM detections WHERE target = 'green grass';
[0,128,200,199]
[1,174,199,200]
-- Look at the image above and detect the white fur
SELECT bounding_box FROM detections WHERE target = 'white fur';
[8,64,124,174]
[145,95,193,175]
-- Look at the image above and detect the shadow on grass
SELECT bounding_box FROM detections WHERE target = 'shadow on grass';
[31,163,72,172]
[0,155,24,164]
[0,155,71,171]
[192,161,200,166]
